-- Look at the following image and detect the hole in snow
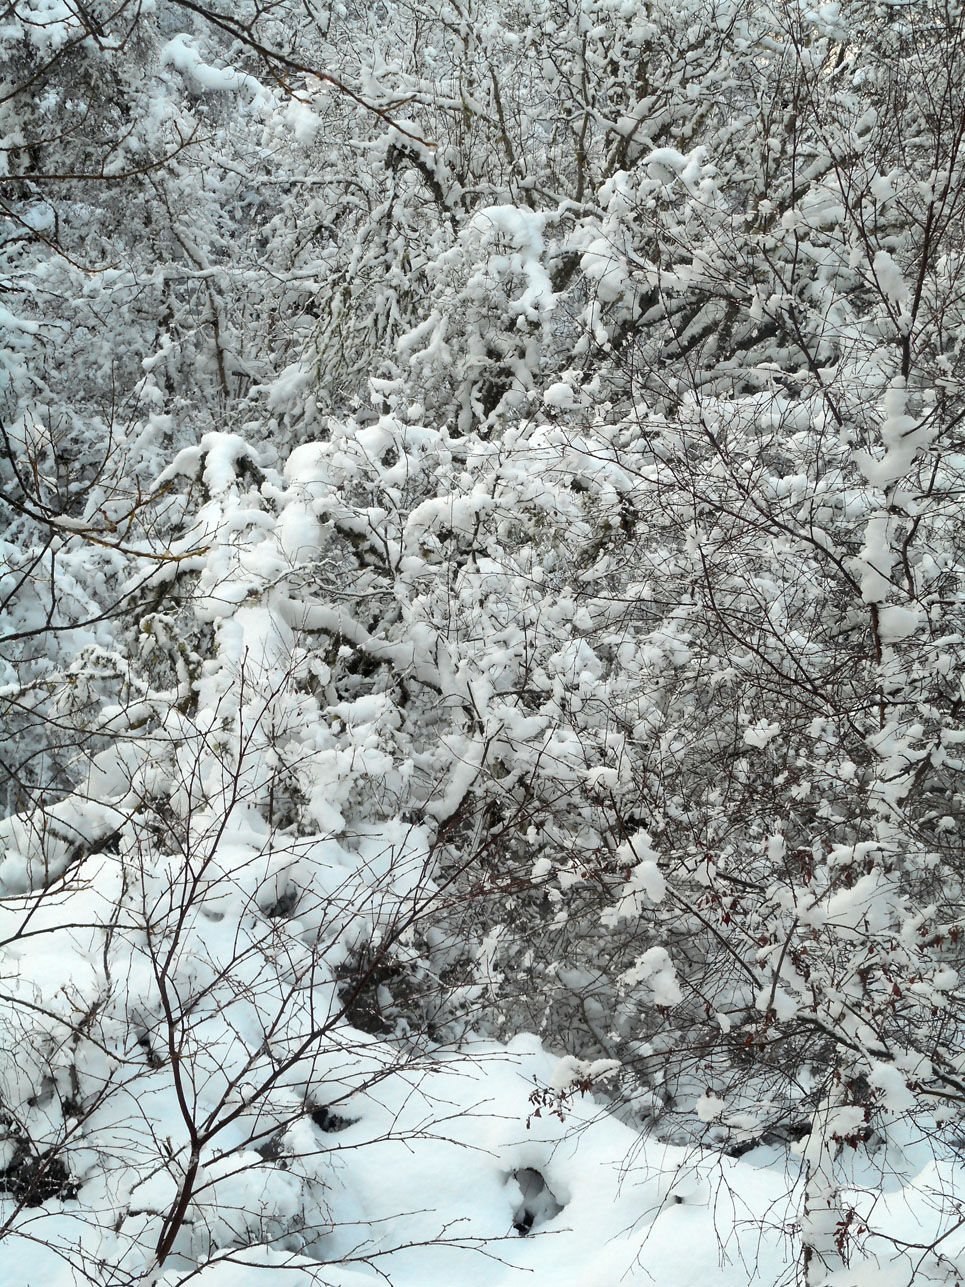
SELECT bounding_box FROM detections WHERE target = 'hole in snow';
[310,1105,357,1133]
[0,1117,78,1207]
[510,1167,563,1235]
[263,886,299,918]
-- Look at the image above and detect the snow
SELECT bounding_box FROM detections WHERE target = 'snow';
[872,250,909,306]
[877,602,922,642]
[580,236,630,304]
[543,381,576,409]
[857,381,935,490]
[8,4,965,1286]
[160,34,267,103]
[6,1062,958,1287]
[742,719,781,747]
[0,1037,800,1286]
[857,514,896,603]
[696,1091,728,1122]
[465,206,555,321]
[285,99,320,147]
[619,946,683,1004]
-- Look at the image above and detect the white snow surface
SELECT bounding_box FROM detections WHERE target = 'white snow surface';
[2,1043,960,1287]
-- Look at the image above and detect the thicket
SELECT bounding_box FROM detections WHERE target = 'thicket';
[3,1,965,1282]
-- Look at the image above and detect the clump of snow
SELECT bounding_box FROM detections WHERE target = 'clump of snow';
[743,719,781,747]
[857,380,935,490]
[696,1091,728,1123]
[549,1055,621,1092]
[464,205,555,320]
[160,34,267,104]
[543,381,577,409]
[877,603,923,642]
[619,945,683,1005]
[873,249,909,306]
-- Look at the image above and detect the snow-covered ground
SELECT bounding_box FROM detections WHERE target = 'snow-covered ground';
[2,1029,962,1287]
